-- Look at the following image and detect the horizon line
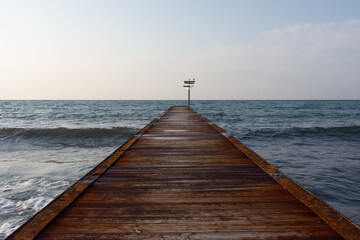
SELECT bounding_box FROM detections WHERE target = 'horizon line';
[0,99,359,101]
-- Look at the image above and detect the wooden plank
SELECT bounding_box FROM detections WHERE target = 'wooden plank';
[37,231,343,240]
[7,106,360,240]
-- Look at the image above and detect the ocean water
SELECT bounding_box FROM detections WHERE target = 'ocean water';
[0,100,359,238]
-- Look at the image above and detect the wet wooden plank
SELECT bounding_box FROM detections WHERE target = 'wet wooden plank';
[7,106,360,240]
[37,231,343,240]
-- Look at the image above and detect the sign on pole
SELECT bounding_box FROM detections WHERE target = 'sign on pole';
[183,78,195,106]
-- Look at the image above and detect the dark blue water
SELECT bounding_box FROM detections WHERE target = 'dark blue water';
[0,100,359,238]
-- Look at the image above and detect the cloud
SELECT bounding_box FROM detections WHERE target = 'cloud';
[266,19,360,52]
[185,19,360,99]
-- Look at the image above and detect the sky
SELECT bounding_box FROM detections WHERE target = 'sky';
[1,0,360,100]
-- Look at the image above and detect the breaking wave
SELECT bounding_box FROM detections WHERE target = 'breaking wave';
[244,125,360,138]
[0,127,137,148]
[0,196,52,239]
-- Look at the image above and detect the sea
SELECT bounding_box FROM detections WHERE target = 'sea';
[0,100,359,239]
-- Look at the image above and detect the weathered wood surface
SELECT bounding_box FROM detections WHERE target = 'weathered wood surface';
[8,106,360,240]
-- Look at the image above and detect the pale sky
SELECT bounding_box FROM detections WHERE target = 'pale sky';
[1,0,360,100]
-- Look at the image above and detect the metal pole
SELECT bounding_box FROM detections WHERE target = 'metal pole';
[188,87,190,106]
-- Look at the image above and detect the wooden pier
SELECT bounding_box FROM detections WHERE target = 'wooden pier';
[8,106,360,239]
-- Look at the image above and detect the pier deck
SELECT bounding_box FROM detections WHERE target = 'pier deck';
[8,106,360,239]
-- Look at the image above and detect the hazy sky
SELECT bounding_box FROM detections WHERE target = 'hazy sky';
[1,0,359,100]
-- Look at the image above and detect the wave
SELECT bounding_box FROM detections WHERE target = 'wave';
[0,196,51,214]
[0,127,136,139]
[0,127,137,148]
[244,125,360,139]
[0,196,52,239]
[0,222,19,239]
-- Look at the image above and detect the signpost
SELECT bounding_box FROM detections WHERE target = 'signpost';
[183,78,195,106]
